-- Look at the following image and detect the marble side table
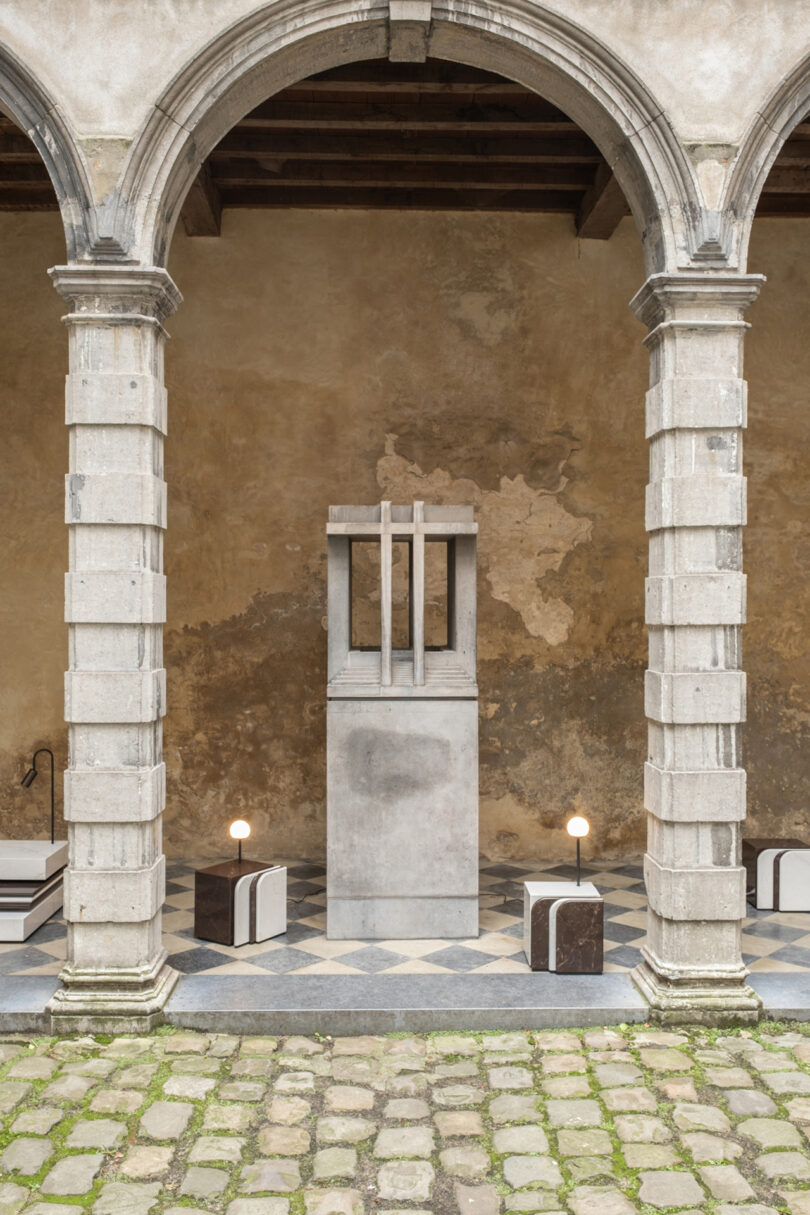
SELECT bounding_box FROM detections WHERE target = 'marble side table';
[524,880,603,974]
[743,837,810,910]
[194,860,286,946]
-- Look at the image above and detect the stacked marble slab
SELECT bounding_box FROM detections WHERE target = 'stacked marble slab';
[0,840,68,941]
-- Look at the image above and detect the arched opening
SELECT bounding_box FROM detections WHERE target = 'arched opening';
[150,49,656,977]
[113,2,700,272]
[0,121,65,910]
[49,1,758,1025]
[733,67,810,974]
[0,49,93,968]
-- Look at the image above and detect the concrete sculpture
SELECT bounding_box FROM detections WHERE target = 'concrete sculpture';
[326,501,478,940]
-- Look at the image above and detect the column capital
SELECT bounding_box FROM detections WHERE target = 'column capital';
[631,271,765,331]
[49,264,182,325]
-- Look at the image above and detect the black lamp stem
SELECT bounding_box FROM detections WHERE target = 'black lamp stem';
[576,838,581,887]
[31,748,55,844]
[238,840,242,864]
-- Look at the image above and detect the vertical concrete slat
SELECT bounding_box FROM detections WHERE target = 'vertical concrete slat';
[380,499,393,686]
[412,500,425,686]
[328,536,351,682]
[631,271,764,1025]
[47,265,182,1032]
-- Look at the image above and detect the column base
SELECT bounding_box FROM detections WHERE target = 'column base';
[632,960,761,1027]
[48,951,179,1033]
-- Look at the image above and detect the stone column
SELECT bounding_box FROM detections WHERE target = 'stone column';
[47,265,182,1032]
[632,271,763,1025]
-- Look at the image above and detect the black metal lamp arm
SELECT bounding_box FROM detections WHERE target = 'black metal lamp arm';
[30,748,55,844]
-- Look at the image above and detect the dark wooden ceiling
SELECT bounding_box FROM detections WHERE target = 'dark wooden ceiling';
[2,58,808,237]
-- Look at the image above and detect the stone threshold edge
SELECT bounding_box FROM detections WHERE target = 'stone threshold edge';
[1,973,806,1034]
[164,974,648,1033]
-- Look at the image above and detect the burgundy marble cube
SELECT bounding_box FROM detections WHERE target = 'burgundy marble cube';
[194,859,286,946]
[524,881,603,974]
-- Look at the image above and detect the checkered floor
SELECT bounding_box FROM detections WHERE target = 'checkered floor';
[4,857,810,977]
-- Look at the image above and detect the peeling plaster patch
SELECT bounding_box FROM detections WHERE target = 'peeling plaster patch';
[377,434,592,645]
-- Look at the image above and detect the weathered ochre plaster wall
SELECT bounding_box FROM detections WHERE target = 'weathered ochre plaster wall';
[162,209,650,862]
[0,214,68,842]
[4,209,807,865]
[745,220,810,842]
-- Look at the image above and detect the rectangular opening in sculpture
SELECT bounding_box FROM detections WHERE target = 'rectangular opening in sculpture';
[425,539,450,649]
[350,540,381,649]
[392,539,412,650]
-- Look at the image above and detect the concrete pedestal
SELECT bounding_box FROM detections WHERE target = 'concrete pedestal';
[327,698,478,939]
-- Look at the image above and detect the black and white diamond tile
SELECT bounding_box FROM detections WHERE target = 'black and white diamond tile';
[7,855,810,977]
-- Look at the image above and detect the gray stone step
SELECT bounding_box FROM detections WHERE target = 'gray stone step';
[164,974,648,1034]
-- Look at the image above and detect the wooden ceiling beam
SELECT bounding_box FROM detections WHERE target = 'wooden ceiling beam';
[774,139,810,163]
[212,131,601,163]
[0,164,52,184]
[239,99,576,131]
[181,162,223,236]
[0,191,58,209]
[761,164,810,192]
[217,180,585,194]
[755,194,810,215]
[217,186,585,210]
[211,159,597,189]
[575,163,629,239]
[0,132,43,161]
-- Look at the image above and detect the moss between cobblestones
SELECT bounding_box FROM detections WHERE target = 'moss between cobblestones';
[5,1024,810,1213]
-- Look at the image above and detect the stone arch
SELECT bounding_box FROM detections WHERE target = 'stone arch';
[0,40,97,262]
[726,48,810,269]
[111,0,705,273]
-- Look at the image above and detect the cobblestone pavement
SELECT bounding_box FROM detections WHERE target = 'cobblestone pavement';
[5,1026,810,1215]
